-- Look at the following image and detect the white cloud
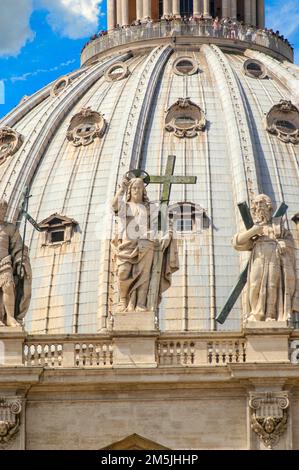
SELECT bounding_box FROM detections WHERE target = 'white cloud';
[8,59,76,83]
[39,0,104,39]
[0,0,35,57]
[0,0,104,57]
[266,0,299,37]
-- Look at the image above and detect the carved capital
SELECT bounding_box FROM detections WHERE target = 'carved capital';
[249,391,289,449]
[165,98,206,139]
[67,107,107,147]
[265,100,299,144]
[0,127,24,165]
[0,397,22,448]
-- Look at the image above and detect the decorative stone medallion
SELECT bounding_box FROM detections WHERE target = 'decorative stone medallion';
[265,100,299,144]
[243,59,267,79]
[105,62,129,82]
[0,398,22,448]
[67,107,107,147]
[165,98,206,138]
[173,57,198,76]
[0,127,24,165]
[249,392,289,449]
[50,76,70,97]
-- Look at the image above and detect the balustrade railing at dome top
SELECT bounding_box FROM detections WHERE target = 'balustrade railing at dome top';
[81,20,293,64]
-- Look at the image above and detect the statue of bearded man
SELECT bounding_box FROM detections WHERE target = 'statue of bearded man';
[233,194,299,322]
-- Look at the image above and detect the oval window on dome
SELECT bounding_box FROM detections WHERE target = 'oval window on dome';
[173,57,198,76]
[244,59,267,79]
[105,62,129,82]
[50,76,70,97]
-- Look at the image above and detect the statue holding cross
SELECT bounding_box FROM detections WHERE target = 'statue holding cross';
[111,155,197,313]
[230,194,298,323]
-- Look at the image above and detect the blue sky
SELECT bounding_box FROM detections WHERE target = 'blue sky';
[0,0,298,119]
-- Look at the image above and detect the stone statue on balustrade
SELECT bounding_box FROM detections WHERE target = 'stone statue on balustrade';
[111,175,179,313]
[0,200,32,327]
[233,194,299,322]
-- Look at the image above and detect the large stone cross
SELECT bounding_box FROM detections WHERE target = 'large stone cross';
[149,154,197,204]
[149,155,197,232]
[146,155,197,310]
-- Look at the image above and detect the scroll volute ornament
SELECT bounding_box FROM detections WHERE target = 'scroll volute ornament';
[265,100,299,144]
[165,98,206,138]
[0,398,22,448]
[0,127,24,165]
[67,107,107,147]
[249,392,289,449]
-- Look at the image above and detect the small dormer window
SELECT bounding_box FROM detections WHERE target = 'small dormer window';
[39,214,78,246]
[168,202,207,236]
[51,231,65,243]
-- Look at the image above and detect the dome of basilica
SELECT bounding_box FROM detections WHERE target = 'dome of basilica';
[0,0,298,335]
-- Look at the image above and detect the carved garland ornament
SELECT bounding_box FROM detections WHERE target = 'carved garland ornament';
[165,98,206,138]
[67,107,107,147]
[265,100,299,144]
[0,398,22,448]
[249,392,289,449]
[0,127,24,165]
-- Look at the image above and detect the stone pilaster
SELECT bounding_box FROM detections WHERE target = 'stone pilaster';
[122,0,129,25]
[251,0,257,26]
[163,0,172,17]
[203,0,210,18]
[231,0,237,19]
[244,0,252,24]
[193,0,202,17]
[172,0,180,17]
[257,0,265,28]
[136,0,143,20]
[107,0,116,30]
[222,0,230,18]
[143,0,151,18]
[116,0,122,25]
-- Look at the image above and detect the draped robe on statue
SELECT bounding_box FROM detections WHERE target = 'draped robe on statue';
[233,217,299,321]
[112,200,179,310]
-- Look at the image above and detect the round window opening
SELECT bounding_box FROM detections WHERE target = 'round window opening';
[244,59,266,79]
[51,76,70,97]
[105,62,129,82]
[173,57,197,76]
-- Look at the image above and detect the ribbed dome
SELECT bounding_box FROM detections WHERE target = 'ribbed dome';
[0,37,298,334]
